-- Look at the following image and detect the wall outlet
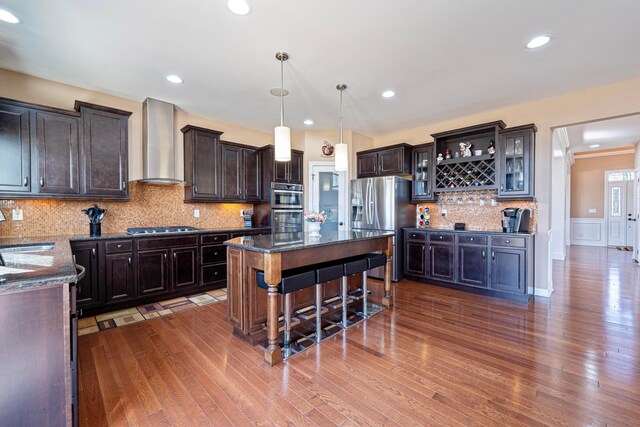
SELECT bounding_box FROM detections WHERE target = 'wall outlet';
[194,209,200,218]
[588,208,597,214]
[12,209,23,221]
[441,209,447,217]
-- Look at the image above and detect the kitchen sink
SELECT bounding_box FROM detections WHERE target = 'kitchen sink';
[0,243,55,254]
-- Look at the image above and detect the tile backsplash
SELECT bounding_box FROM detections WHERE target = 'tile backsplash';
[416,196,537,232]
[0,182,251,237]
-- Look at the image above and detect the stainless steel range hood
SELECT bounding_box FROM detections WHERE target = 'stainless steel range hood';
[138,97,183,184]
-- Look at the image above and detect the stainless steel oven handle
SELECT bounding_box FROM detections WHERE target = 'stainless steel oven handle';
[273,189,304,194]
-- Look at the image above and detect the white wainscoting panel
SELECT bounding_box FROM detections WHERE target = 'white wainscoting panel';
[570,218,606,246]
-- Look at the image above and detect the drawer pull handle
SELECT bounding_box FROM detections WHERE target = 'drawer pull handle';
[122,181,127,190]
[128,257,132,267]
[482,251,485,259]
[117,244,122,248]
[40,177,44,187]
[194,186,198,194]
[24,176,29,187]
[492,251,495,260]
[470,238,474,242]
[214,272,218,275]
[439,236,443,240]
[164,253,167,262]
[214,252,218,256]
[92,248,96,257]
[505,239,510,244]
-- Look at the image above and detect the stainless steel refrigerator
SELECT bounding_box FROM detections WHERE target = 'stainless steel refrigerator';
[351,176,413,281]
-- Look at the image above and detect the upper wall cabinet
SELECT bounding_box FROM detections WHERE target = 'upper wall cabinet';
[411,144,435,202]
[497,124,536,200]
[76,102,131,198]
[259,146,304,202]
[182,125,262,203]
[0,97,132,200]
[356,144,412,178]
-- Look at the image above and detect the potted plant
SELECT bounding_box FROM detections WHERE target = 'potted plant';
[304,210,326,237]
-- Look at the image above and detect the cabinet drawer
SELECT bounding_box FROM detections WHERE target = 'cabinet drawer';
[105,239,133,254]
[405,230,427,241]
[491,236,526,248]
[202,244,226,264]
[457,234,487,246]
[202,264,227,284]
[137,235,198,250]
[429,232,454,243]
[200,233,229,245]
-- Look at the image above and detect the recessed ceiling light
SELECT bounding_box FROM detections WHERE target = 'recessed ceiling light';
[166,75,183,84]
[382,90,396,98]
[0,8,20,24]
[589,144,601,148]
[526,35,551,49]
[227,0,252,15]
[303,119,314,125]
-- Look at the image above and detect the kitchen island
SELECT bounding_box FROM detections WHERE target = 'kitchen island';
[225,230,394,365]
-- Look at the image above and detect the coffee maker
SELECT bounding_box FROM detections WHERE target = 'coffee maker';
[501,208,531,233]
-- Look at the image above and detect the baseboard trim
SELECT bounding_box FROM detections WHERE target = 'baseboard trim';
[529,287,553,297]
[551,252,566,260]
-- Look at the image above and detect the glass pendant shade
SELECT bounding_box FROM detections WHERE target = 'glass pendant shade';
[274,126,291,161]
[334,142,348,171]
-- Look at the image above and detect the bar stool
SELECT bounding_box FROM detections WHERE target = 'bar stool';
[256,268,316,350]
[341,257,369,327]
[313,262,344,341]
[362,253,386,318]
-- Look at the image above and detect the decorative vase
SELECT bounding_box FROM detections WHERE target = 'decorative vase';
[90,223,101,237]
[307,221,322,237]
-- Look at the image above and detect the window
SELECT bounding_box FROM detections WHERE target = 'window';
[611,186,622,217]
[608,171,635,182]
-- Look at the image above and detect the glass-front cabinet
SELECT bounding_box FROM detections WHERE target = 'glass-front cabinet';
[411,144,435,202]
[498,124,536,200]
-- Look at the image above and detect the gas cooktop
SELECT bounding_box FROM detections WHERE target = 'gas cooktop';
[126,226,199,235]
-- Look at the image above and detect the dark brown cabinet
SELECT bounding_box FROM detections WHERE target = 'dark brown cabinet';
[220,142,261,202]
[35,111,80,195]
[71,241,101,310]
[428,242,455,282]
[411,144,435,202]
[405,241,427,277]
[356,144,411,178]
[404,229,533,301]
[172,246,198,290]
[183,125,223,202]
[0,103,31,194]
[77,102,131,198]
[200,232,229,289]
[259,146,304,200]
[104,253,136,304]
[458,245,488,288]
[490,248,526,293]
[136,249,170,297]
[0,98,131,200]
[498,124,536,200]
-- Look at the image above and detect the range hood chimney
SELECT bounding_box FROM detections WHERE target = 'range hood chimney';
[139,97,182,184]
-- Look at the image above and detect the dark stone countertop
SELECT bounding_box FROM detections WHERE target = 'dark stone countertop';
[67,226,270,241]
[224,230,394,253]
[0,236,78,294]
[403,227,536,236]
[0,226,270,293]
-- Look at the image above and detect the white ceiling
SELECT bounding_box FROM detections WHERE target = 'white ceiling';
[566,114,640,153]
[1,1,640,137]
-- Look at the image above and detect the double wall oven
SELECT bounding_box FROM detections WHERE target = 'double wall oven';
[270,183,304,233]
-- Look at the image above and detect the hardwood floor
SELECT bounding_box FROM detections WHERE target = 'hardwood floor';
[78,245,640,426]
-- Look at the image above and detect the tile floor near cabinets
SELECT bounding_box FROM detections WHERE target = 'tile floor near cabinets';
[77,288,227,336]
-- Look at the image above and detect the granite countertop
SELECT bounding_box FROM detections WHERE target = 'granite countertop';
[404,227,536,236]
[67,226,271,241]
[0,236,78,294]
[224,230,394,253]
[0,226,270,293]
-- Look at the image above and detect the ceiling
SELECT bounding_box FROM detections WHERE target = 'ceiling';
[1,1,640,137]
[566,114,640,153]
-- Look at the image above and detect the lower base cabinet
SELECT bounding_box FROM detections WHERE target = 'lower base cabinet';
[105,252,136,303]
[172,246,199,290]
[137,249,170,297]
[404,229,534,301]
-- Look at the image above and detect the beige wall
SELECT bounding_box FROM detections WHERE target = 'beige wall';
[372,75,640,294]
[570,154,635,218]
[0,69,273,181]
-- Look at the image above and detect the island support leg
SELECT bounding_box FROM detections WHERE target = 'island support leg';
[382,236,394,307]
[263,253,282,365]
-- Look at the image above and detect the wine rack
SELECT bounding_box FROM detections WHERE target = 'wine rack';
[435,155,496,191]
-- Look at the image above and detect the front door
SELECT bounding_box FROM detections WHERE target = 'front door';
[607,175,636,247]
[626,181,636,248]
[309,162,348,232]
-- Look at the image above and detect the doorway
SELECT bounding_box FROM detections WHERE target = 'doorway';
[605,170,636,247]
[308,162,349,232]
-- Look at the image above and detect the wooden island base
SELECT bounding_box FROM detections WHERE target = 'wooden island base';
[225,233,394,365]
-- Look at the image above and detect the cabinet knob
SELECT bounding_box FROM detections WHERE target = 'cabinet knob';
[122,181,127,190]
[164,253,167,262]
[117,244,122,248]
[482,251,485,259]
[214,272,219,276]
[40,177,44,187]
[505,239,510,244]
[470,238,474,242]
[194,186,198,194]
[128,257,132,267]
[173,252,177,260]
[439,236,443,240]
[79,308,83,317]
[500,184,504,191]
[214,252,218,256]
[492,251,495,260]
[92,248,96,257]
[24,176,29,187]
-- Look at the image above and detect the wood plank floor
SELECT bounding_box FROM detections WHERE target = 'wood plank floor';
[78,245,640,426]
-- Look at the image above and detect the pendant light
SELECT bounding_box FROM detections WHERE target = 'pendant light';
[334,84,348,171]
[274,51,291,162]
